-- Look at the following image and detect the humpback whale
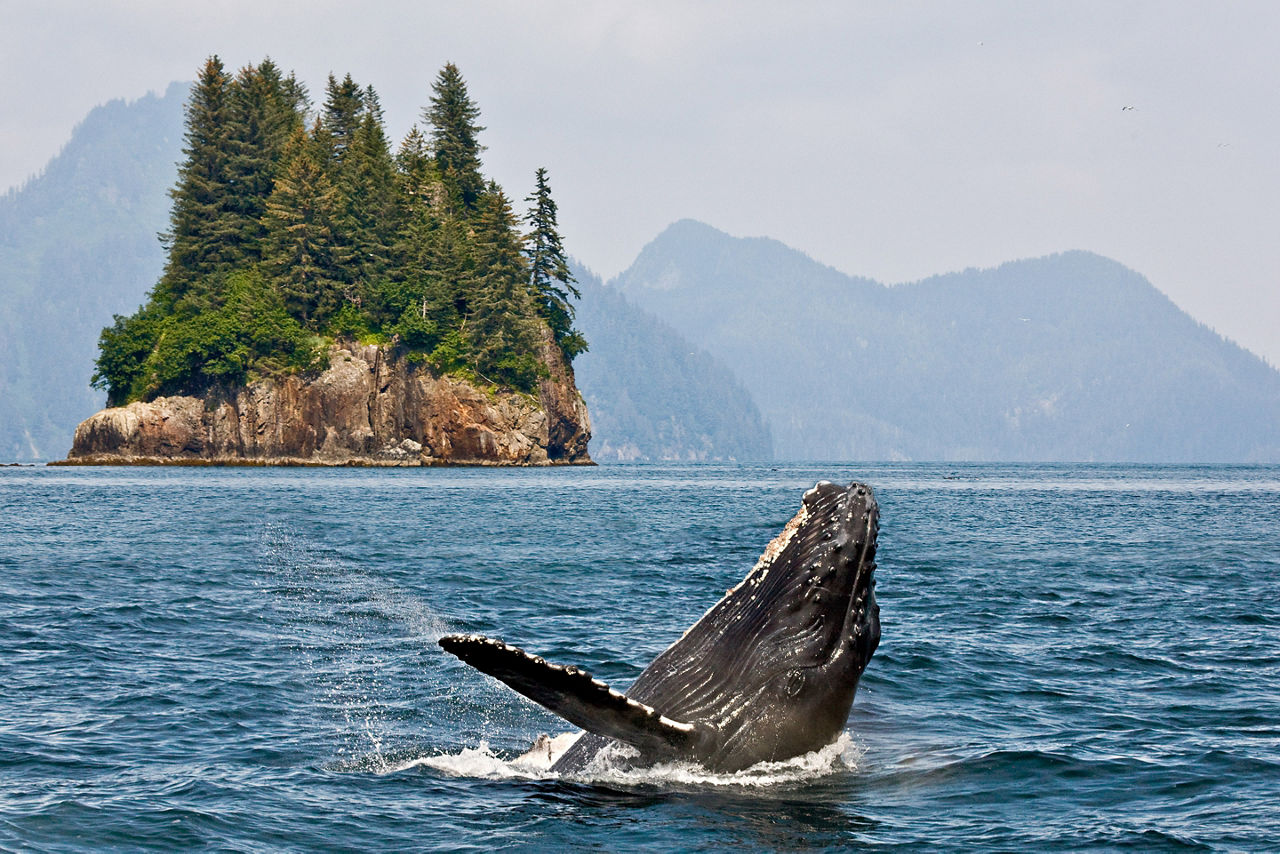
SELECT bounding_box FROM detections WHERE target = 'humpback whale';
[439,480,880,774]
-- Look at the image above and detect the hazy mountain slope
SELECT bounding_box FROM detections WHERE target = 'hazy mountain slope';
[571,263,773,461]
[0,83,186,460]
[615,220,1280,462]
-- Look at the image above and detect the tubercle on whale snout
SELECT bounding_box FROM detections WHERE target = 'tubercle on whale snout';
[833,489,880,659]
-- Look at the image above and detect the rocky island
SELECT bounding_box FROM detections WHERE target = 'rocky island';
[66,336,590,466]
[65,59,591,466]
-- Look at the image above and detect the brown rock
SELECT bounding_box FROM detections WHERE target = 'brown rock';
[64,341,593,466]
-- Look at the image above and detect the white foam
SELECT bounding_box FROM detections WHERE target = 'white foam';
[403,732,863,788]
[404,742,546,779]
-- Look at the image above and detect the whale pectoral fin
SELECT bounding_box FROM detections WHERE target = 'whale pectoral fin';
[440,634,705,756]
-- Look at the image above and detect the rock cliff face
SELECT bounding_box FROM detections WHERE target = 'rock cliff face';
[65,335,592,466]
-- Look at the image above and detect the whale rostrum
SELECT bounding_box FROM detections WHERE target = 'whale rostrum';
[439,479,881,773]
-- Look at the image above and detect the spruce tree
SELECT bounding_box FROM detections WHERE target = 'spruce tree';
[386,126,448,333]
[223,60,305,265]
[321,73,364,166]
[396,125,434,190]
[159,55,236,304]
[313,73,367,292]
[340,98,399,301]
[279,70,310,117]
[249,59,307,163]
[524,167,586,359]
[469,185,540,387]
[363,84,385,125]
[426,63,485,213]
[262,124,344,327]
[393,124,445,280]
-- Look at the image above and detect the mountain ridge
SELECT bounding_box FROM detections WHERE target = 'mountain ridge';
[0,84,186,460]
[613,222,1280,462]
[570,262,773,461]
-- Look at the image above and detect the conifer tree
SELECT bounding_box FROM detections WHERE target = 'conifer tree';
[469,185,540,386]
[317,76,401,304]
[363,84,385,125]
[340,100,399,299]
[524,167,586,359]
[386,126,449,332]
[249,59,307,162]
[426,63,485,213]
[393,125,444,268]
[313,74,367,291]
[396,126,434,190]
[278,69,310,119]
[321,73,364,166]
[159,56,236,303]
[223,60,305,265]
[262,124,344,326]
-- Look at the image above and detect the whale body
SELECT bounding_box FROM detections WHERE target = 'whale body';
[439,479,881,773]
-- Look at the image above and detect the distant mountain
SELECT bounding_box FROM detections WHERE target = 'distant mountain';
[571,263,773,461]
[615,220,1280,462]
[0,83,186,461]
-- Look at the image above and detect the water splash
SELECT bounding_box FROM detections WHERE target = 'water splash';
[256,523,453,641]
[255,523,455,769]
[407,732,863,788]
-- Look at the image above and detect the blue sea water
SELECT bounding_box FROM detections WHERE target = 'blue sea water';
[2,463,1279,852]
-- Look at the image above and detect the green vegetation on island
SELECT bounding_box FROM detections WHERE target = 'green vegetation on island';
[93,57,583,406]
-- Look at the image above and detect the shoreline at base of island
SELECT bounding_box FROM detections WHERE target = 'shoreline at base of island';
[47,455,596,467]
[61,338,593,469]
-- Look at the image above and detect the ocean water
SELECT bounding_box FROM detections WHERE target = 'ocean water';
[2,463,1278,852]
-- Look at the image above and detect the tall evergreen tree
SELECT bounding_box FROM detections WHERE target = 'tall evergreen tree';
[524,167,586,359]
[262,124,344,326]
[314,73,367,292]
[321,73,364,166]
[385,126,445,332]
[222,60,305,265]
[395,125,439,206]
[159,55,236,303]
[385,127,442,308]
[363,84,385,125]
[248,59,307,163]
[469,185,540,386]
[278,69,311,119]
[426,63,485,213]
[338,97,399,301]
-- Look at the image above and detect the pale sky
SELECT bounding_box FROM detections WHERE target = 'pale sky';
[3,1,1278,366]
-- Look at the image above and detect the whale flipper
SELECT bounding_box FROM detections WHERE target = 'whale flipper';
[439,634,707,757]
